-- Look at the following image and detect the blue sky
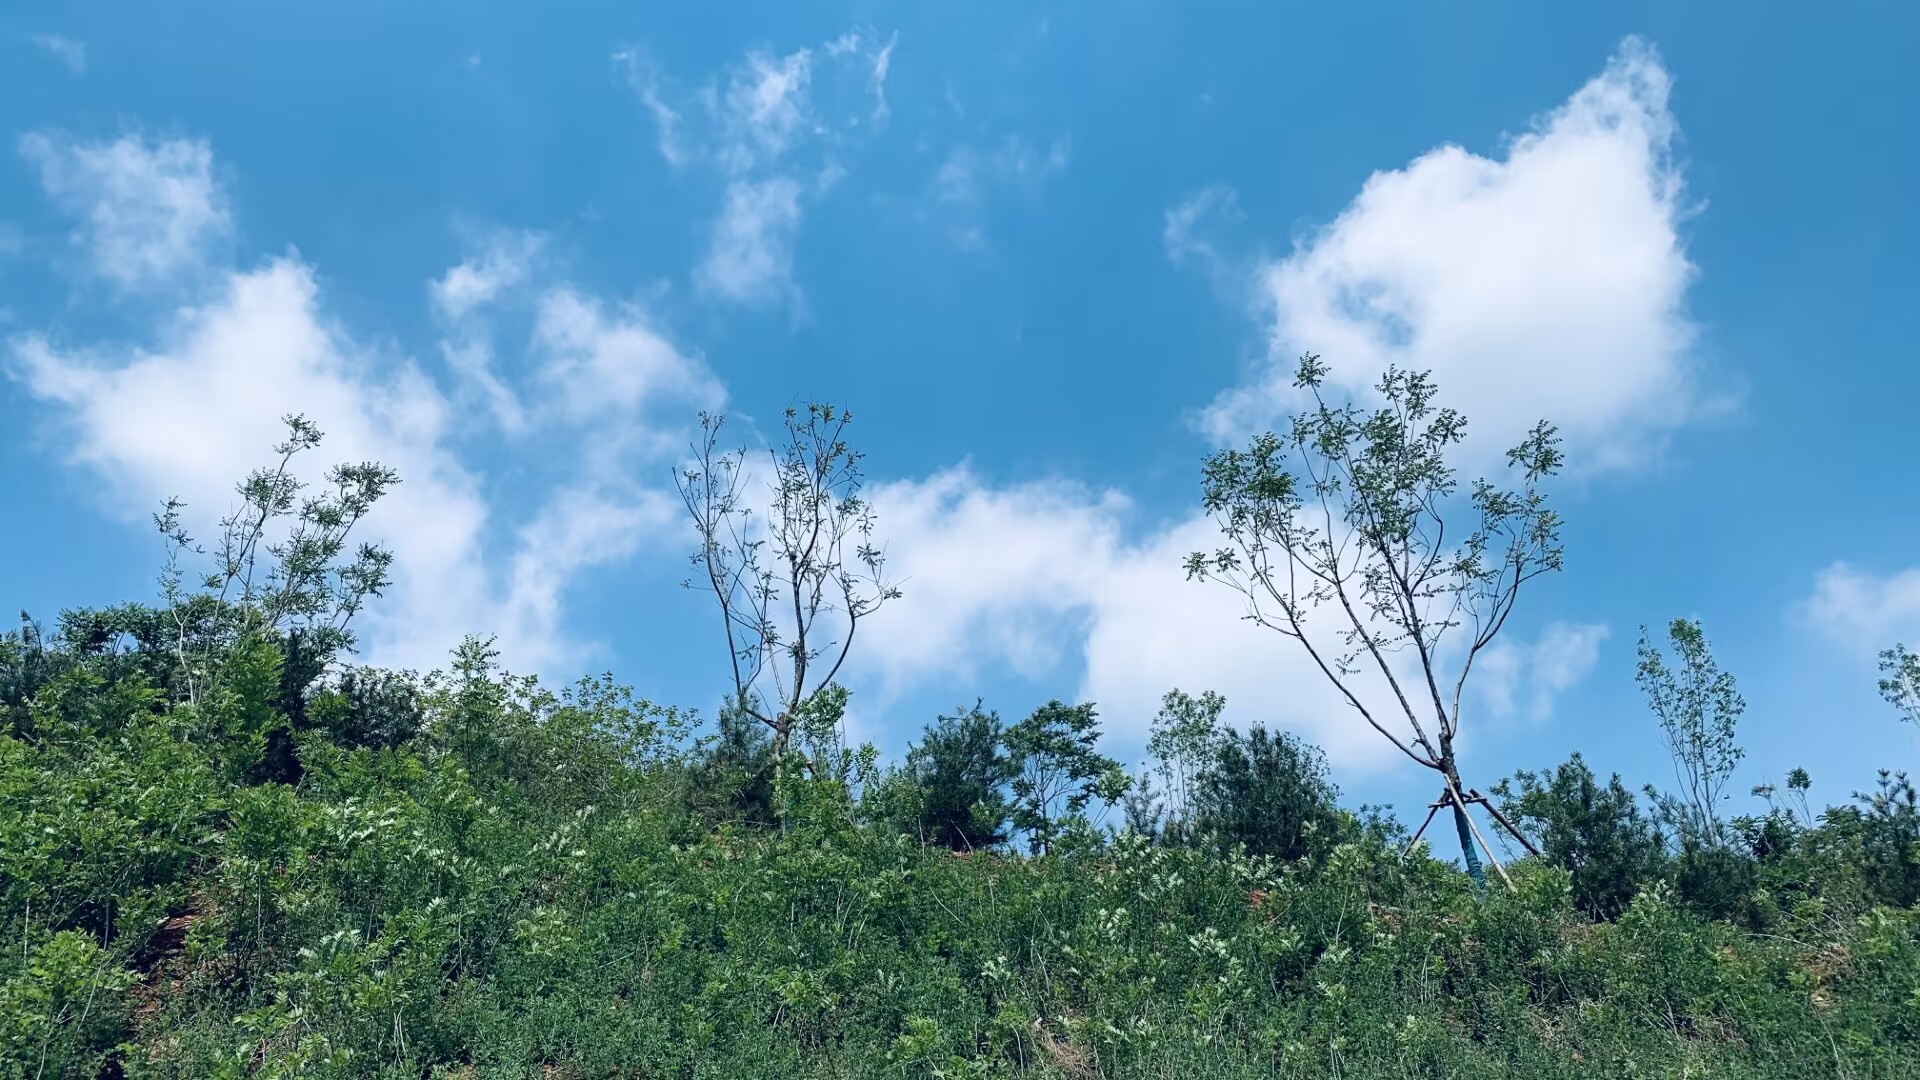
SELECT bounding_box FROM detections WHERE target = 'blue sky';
[3,1,1917,827]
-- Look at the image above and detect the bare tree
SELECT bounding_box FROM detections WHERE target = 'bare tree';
[1185,355,1562,885]
[676,402,900,759]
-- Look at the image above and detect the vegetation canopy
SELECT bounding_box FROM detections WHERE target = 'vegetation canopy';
[4,387,1919,1079]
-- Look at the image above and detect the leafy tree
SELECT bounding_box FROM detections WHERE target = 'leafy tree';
[1004,699,1126,853]
[696,695,780,828]
[676,403,900,762]
[154,414,398,706]
[1637,618,1745,848]
[305,665,425,751]
[1186,355,1563,883]
[1147,688,1225,841]
[1750,767,1815,829]
[904,701,1013,850]
[1191,724,1340,862]
[1494,754,1667,919]
[1118,767,1164,838]
[1880,644,1919,730]
[1844,769,1920,909]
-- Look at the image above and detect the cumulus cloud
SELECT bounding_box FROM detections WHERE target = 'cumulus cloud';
[11,135,722,678]
[618,29,896,309]
[853,48,1688,763]
[19,131,231,292]
[32,34,87,75]
[1802,563,1920,652]
[861,467,1130,689]
[10,260,504,670]
[1204,38,1705,471]
[860,471,1601,771]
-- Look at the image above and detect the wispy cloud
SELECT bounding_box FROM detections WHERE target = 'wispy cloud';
[1801,563,1920,653]
[1162,185,1242,271]
[696,177,803,306]
[616,29,896,310]
[932,135,1070,250]
[32,34,87,75]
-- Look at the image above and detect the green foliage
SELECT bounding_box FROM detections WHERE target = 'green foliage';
[7,622,1920,1078]
[1494,753,1668,919]
[1639,617,1747,847]
[1184,355,1565,885]
[9,391,1920,1078]
[1191,724,1342,862]
[1146,687,1224,840]
[676,403,901,758]
[904,700,1014,850]
[1004,699,1125,853]
[1882,643,1920,729]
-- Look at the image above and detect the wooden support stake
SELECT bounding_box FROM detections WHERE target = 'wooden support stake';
[1470,788,1541,858]
[1400,799,1444,859]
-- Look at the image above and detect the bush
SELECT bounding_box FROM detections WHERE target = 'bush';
[1494,753,1667,918]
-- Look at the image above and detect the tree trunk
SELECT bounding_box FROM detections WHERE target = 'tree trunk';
[1438,744,1485,888]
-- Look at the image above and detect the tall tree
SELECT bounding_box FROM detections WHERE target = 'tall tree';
[1637,618,1745,847]
[1186,355,1563,883]
[676,403,900,759]
[1004,699,1126,853]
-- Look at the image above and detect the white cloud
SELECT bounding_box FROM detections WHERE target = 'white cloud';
[866,33,897,124]
[613,50,688,168]
[533,286,723,425]
[1163,184,1242,271]
[430,230,542,320]
[428,231,547,435]
[619,30,895,310]
[826,29,897,125]
[8,258,709,677]
[11,260,496,670]
[32,34,87,75]
[714,48,815,174]
[20,131,231,292]
[1205,38,1704,471]
[1474,622,1609,724]
[932,136,1070,250]
[13,121,726,679]
[1802,563,1920,651]
[862,467,1130,689]
[498,486,681,672]
[695,177,803,305]
[937,136,1070,206]
[860,471,1601,772]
